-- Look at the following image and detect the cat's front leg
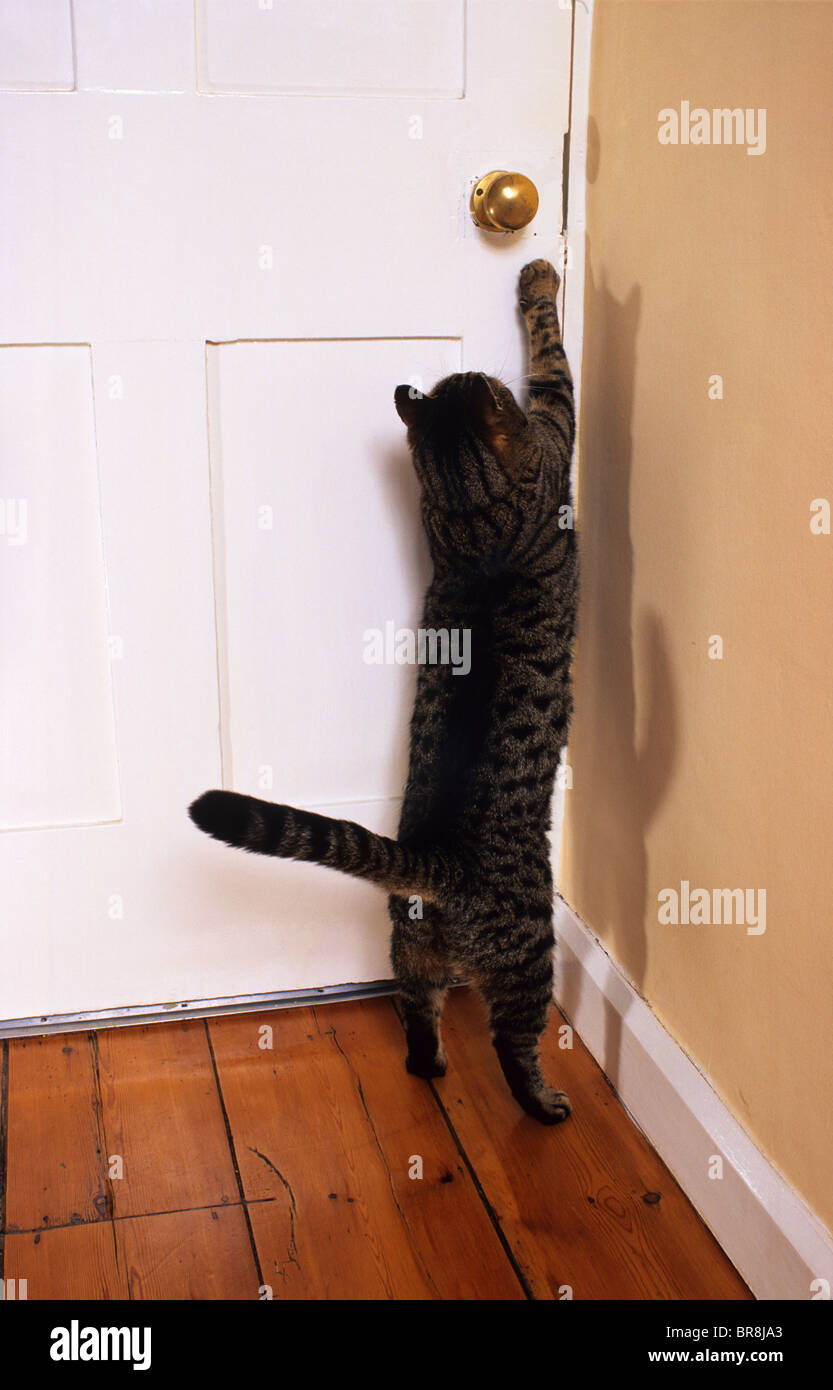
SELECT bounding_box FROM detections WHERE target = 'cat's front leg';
[518,258,565,365]
[518,259,575,459]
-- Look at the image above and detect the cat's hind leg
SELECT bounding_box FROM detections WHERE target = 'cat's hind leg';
[401,976,451,1080]
[479,931,571,1125]
[390,897,452,1080]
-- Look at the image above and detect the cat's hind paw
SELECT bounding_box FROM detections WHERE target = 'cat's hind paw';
[405,1049,448,1080]
[525,1086,572,1126]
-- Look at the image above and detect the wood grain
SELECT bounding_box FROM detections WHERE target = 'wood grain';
[117,1206,258,1300]
[3,1221,128,1300]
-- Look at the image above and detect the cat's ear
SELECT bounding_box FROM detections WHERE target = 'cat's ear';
[394,384,434,432]
[468,374,528,462]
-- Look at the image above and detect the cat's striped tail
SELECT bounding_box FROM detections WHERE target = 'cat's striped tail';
[188,790,453,901]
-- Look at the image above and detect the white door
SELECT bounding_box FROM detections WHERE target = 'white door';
[0,0,585,1028]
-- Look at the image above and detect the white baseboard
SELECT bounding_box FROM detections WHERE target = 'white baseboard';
[554,895,833,1301]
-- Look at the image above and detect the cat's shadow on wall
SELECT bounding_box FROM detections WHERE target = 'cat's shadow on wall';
[558,235,678,1092]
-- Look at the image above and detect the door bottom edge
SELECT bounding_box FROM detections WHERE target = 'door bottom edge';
[0,979,400,1039]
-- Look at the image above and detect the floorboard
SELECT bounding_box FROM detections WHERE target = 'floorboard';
[96,1020,238,1218]
[5,1034,109,1233]
[4,1221,128,1300]
[117,1207,258,1300]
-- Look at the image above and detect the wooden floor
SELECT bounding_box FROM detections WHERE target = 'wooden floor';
[0,988,751,1300]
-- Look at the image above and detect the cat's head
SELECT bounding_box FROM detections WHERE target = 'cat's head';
[394,372,542,563]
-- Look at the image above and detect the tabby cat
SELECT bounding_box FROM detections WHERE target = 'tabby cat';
[189,258,578,1123]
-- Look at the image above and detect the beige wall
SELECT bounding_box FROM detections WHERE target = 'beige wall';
[560,0,833,1233]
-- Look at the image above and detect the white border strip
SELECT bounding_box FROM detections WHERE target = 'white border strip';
[561,0,593,431]
[551,0,593,880]
[554,894,833,1301]
[0,980,398,1040]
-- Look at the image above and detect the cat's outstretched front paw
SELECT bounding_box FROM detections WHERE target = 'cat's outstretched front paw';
[519,258,561,311]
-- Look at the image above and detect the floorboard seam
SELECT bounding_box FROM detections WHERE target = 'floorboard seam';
[388,998,536,1301]
[319,1007,443,1301]
[203,1019,266,1295]
[1,1195,278,1239]
[88,1030,126,1297]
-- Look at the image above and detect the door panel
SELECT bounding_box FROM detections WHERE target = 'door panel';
[0,1,577,1024]
[208,336,458,804]
[197,0,465,97]
[0,346,120,830]
[73,0,194,92]
[0,0,74,90]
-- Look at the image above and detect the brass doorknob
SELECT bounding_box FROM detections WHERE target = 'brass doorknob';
[470,170,539,232]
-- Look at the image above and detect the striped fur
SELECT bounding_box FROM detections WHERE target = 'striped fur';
[188,791,456,901]
[189,259,577,1123]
